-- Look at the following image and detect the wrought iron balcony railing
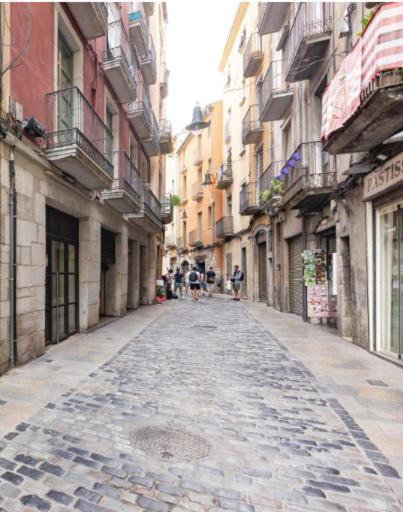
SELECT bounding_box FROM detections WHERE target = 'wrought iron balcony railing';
[160,196,173,224]
[189,229,203,247]
[103,20,137,101]
[260,60,293,122]
[243,32,263,78]
[240,182,260,215]
[160,61,169,98]
[159,119,173,154]
[242,104,263,145]
[143,185,161,224]
[46,86,113,177]
[192,182,203,201]
[282,141,335,207]
[224,119,231,144]
[285,3,332,82]
[114,150,142,201]
[216,163,233,189]
[216,216,234,239]
[258,2,289,35]
[259,161,285,205]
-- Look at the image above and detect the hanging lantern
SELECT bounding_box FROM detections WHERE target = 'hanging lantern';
[280,166,289,176]
[287,158,296,168]
[292,151,301,161]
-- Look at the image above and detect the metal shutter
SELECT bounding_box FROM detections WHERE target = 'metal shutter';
[289,235,303,316]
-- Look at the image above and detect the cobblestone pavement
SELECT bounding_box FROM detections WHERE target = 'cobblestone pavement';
[0,297,402,511]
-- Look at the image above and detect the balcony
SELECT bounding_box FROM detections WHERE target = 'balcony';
[240,182,260,215]
[322,4,403,154]
[101,151,142,213]
[189,229,203,247]
[224,119,231,144]
[242,104,263,145]
[103,21,137,103]
[159,120,173,154]
[180,186,188,205]
[139,36,157,85]
[129,10,152,58]
[216,216,234,239]
[129,185,162,233]
[46,87,113,190]
[260,60,293,122]
[160,196,173,224]
[192,182,203,201]
[192,147,202,166]
[216,163,233,189]
[259,161,285,209]
[160,62,169,99]
[177,237,186,252]
[165,234,176,249]
[67,2,108,40]
[128,83,159,157]
[282,142,336,210]
[243,33,263,78]
[258,2,289,35]
[285,3,332,82]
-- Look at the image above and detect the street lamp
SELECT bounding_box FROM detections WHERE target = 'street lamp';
[186,102,210,132]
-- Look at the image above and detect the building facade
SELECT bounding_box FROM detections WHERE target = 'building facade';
[0,2,172,373]
[176,102,224,280]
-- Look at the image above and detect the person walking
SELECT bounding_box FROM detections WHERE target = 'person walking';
[188,266,201,302]
[230,265,244,301]
[165,269,174,300]
[174,267,185,299]
[205,266,216,298]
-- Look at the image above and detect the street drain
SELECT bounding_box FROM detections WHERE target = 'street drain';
[130,427,211,463]
[193,324,217,329]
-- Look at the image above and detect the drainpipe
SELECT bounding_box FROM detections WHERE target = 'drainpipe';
[9,149,17,366]
[302,214,308,322]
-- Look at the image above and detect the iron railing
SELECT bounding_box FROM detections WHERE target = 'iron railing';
[160,61,169,96]
[143,185,161,223]
[282,141,334,204]
[104,19,136,85]
[216,216,234,238]
[112,151,142,202]
[260,60,291,114]
[259,161,285,204]
[192,182,203,201]
[46,86,113,176]
[216,162,233,188]
[165,234,176,248]
[242,104,262,144]
[285,3,332,78]
[98,2,108,21]
[160,195,173,222]
[189,229,203,246]
[240,182,259,213]
[243,32,263,76]
[128,79,159,140]
[159,119,172,139]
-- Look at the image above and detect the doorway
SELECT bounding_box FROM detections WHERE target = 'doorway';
[100,228,116,317]
[376,201,403,359]
[45,207,78,344]
[258,239,267,302]
[241,246,247,298]
[288,235,303,316]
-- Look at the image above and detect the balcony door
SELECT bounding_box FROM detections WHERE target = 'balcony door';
[377,202,403,359]
[57,33,74,132]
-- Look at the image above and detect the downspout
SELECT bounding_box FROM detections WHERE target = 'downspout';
[9,149,17,366]
[302,214,308,322]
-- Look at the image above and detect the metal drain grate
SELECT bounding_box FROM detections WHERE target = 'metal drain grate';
[130,427,211,463]
[192,324,217,329]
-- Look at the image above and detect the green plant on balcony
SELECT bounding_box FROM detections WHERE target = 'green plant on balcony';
[260,189,271,203]
[270,178,284,196]
[170,194,181,207]
[357,10,374,37]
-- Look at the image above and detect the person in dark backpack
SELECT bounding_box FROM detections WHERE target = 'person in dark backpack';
[188,266,201,302]
[174,267,184,299]
[230,265,244,301]
[205,266,216,298]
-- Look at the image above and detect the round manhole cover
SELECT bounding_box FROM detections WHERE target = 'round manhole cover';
[130,427,211,463]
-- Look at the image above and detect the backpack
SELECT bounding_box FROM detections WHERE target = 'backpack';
[189,271,198,283]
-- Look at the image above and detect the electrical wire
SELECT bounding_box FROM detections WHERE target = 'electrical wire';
[1,3,33,75]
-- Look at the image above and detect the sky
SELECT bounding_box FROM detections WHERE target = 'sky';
[165,0,239,137]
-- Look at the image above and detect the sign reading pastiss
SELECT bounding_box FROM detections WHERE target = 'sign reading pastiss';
[364,153,403,200]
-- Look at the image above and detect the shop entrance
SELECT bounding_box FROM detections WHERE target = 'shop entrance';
[45,207,78,345]
[320,228,337,328]
[257,233,267,302]
[288,235,303,316]
[377,202,403,359]
[100,228,116,317]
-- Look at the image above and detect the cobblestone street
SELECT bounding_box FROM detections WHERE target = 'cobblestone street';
[0,296,402,511]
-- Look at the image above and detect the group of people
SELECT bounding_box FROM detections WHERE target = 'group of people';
[164,264,244,302]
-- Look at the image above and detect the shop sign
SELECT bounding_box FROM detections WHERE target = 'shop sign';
[364,153,403,200]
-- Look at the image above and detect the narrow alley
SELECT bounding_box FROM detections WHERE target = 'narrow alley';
[0,297,402,512]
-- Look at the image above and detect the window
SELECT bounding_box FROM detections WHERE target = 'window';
[183,221,187,246]
[208,206,212,229]
[256,146,264,179]
[207,159,211,173]
[283,122,292,160]
[197,212,203,238]
[227,194,232,216]
[57,33,74,131]
[198,168,202,183]
[183,175,187,193]
[105,106,114,163]
[129,139,138,164]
